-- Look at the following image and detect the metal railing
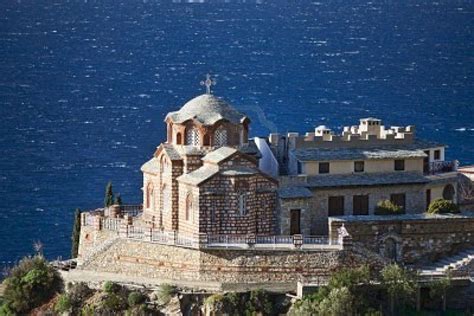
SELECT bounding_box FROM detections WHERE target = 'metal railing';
[102,218,122,231]
[120,205,143,217]
[425,160,458,175]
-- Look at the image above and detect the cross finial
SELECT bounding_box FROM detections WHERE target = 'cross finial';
[200,73,216,94]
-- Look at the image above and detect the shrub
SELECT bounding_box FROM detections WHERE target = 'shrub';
[374,200,403,215]
[2,255,63,314]
[245,289,273,316]
[318,287,354,316]
[55,294,72,313]
[103,281,121,294]
[102,293,127,312]
[427,199,460,214]
[0,303,15,316]
[156,283,176,305]
[128,291,146,307]
[68,282,94,309]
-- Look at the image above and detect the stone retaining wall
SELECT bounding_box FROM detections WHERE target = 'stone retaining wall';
[78,227,379,287]
[329,213,474,264]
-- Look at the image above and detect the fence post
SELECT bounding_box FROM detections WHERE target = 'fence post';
[119,221,128,238]
[94,215,102,231]
[145,227,153,241]
[293,234,303,248]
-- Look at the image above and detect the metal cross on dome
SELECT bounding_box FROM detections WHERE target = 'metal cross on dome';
[200,73,216,95]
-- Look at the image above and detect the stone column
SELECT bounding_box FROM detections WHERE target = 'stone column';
[145,227,153,242]
[293,234,303,248]
[94,215,102,231]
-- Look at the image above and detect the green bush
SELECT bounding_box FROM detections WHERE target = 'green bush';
[128,291,146,307]
[245,289,273,316]
[2,255,63,314]
[102,293,127,312]
[374,200,403,215]
[55,294,72,313]
[427,199,460,214]
[318,287,354,316]
[68,282,94,308]
[103,281,121,294]
[0,303,15,316]
[156,283,176,305]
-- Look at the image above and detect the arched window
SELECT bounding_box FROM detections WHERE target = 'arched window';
[203,133,211,146]
[176,132,182,145]
[384,238,398,261]
[146,182,154,209]
[160,155,168,174]
[443,184,455,201]
[161,184,169,213]
[214,126,228,147]
[186,127,200,146]
[185,193,193,221]
[238,193,247,216]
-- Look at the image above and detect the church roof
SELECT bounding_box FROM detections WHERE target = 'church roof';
[202,147,238,164]
[165,94,248,125]
[177,165,219,186]
[140,158,160,175]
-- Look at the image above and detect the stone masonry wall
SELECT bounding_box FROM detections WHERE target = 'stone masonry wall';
[329,214,474,264]
[79,232,373,285]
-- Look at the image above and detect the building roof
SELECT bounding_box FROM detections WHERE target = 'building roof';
[221,166,258,176]
[165,94,248,125]
[177,165,219,186]
[202,146,238,164]
[278,187,313,199]
[140,158,160,175]
[161,144,182,160]
[293,139,443,162]
[304,172,429,188]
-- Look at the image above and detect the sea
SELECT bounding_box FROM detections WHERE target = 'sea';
[0,0,473,266]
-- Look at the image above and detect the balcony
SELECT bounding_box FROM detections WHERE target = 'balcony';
[424,160,458,175]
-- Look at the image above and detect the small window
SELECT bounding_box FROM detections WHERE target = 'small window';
[434,150,441,160]
[238,193,247,216]
[394,159,405,171]
[176,132,182,145]
[354,161,365,173]
[353,195,369,215]
[390,193,406,212]
[185,193,193,221]
[328,196,344,216]
[319,162,330,174]
[297,161,303,174]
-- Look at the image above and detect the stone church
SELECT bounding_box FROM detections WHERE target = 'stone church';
[140,93,278,236]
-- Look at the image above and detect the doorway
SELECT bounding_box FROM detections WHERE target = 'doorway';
[290,209,301,235]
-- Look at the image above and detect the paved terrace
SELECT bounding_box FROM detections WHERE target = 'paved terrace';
[82,206,342,251]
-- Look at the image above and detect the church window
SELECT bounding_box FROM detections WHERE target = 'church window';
[214,126,228,147]
[176,132,182,145]
[146,182,154,209]
[161,184,170,213]
[203,133,211,146]
[238,193,248,216]
[160,155,169,174]
[186,127,200,146]
[185,193,193,221]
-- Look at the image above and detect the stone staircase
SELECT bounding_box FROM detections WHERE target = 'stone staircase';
[78,236,120,268]
[420,247,474,276]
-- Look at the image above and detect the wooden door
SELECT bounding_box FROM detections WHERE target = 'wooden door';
[353,195,369,215]
[328,196,345,216]
[290,209,301,235]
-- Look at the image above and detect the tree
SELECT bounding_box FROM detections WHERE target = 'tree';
[1,255,63,314]
[104,181,114,208]
[71,208,81,258]
[114,193,123,206]
[429,274,451,311]
[381,264,416,315]
[318,287,354,316]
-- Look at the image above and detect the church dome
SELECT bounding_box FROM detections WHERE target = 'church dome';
[166,94,248,126]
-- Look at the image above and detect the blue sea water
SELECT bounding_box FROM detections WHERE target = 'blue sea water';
[0,0,473,265]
